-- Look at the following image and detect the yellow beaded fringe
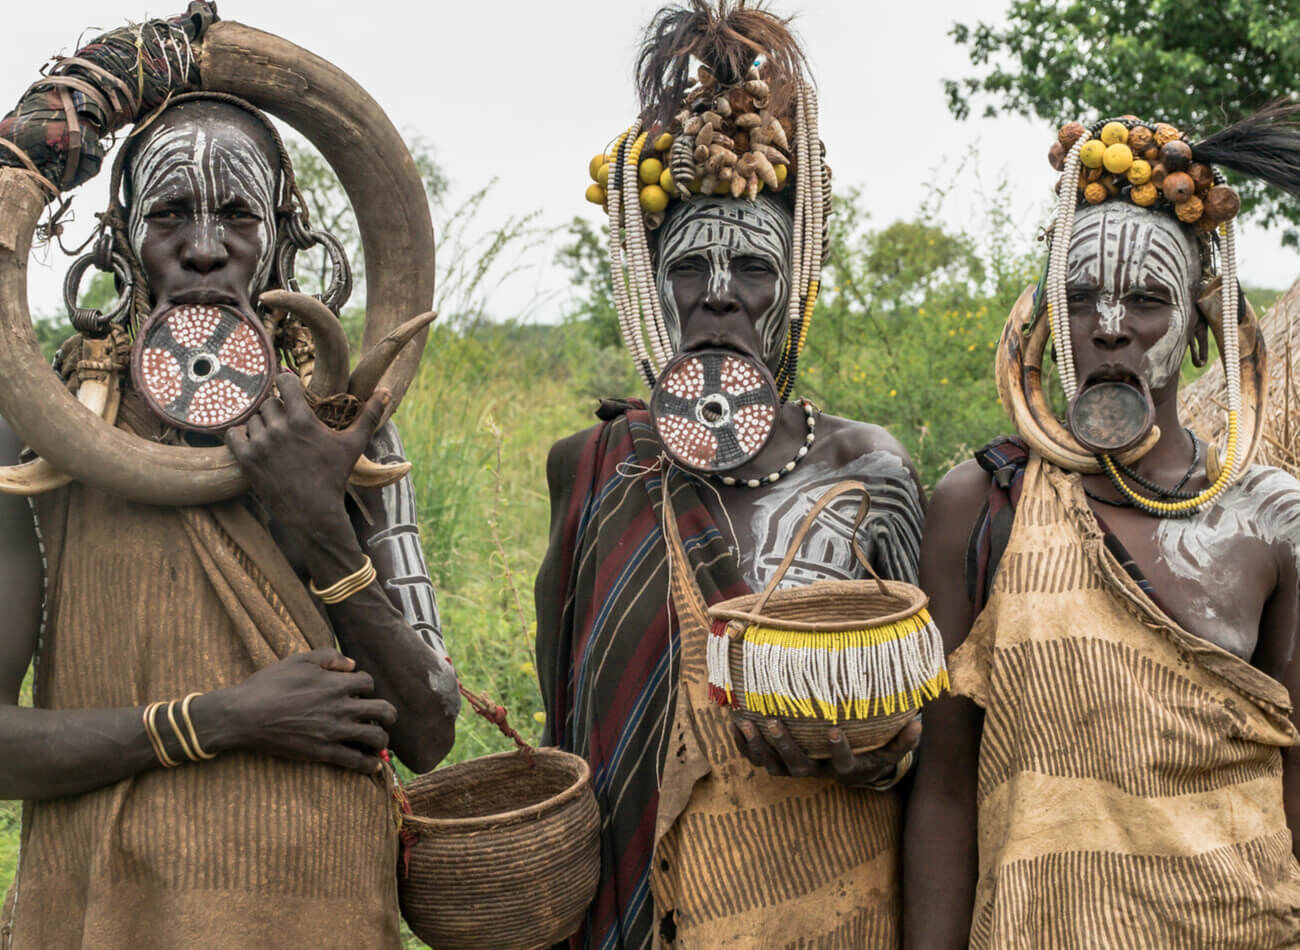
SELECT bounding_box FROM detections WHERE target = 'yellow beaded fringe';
[710,609,950,722]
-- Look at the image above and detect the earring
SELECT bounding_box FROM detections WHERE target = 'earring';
[63,231,133,338]
[1190,324,1209,368]
[273,213,353,315]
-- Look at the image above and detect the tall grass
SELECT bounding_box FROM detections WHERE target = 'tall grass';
[393,323,596,766]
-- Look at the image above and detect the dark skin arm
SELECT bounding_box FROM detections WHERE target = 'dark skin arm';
[903,458,989,949]
[0,422,395,801]
[227,373,457,774]
[1251,527,1300,859]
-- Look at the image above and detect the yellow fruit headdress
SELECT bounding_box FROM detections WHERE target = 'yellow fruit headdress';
[1024,104,1300,516]
[587,1,830,397]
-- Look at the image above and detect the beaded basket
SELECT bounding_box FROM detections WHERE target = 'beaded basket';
[707,481,948,758]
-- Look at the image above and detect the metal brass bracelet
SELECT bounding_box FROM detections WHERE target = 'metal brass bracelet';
[179,691,217,760]
[309,554,376,605]
[165,699,197,763]
[865,749,914,792]
[142,701,181,768]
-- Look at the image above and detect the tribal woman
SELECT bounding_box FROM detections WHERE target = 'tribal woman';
[0,7,454,947]
[536,3,925,947]
[905,107,1300,948]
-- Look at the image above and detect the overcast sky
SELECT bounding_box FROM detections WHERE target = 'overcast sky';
[8,0,1300,323]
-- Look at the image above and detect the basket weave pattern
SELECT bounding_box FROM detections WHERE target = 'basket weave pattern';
[706,482,948,758]
[398,748,600,949]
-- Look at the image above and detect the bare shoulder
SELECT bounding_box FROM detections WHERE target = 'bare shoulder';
[1227,465,1300,555]
[0,417,23,465]
[0,419,36,532]
[924,459,993,558]
[0,417,42,702]
[815,414,912,469]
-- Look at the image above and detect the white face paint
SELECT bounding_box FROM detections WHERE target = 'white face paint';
[742,447,923,592]
[126,114,279,298]
[655,194,793,362]
[1155,466,1300,656]
[1066,202,1202,389]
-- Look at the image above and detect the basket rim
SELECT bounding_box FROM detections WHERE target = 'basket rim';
[401,746,592,835]
[707,577,930,631]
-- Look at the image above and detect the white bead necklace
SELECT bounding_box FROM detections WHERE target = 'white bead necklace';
[717,399,817,488]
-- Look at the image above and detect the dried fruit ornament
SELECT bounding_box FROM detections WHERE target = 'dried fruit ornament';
[1035,106,1300,516]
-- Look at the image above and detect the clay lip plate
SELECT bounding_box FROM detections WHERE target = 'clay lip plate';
[1068,364,1155,455]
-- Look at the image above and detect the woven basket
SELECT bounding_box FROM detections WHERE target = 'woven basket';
[707,481,947,759]
[398,748,600,950]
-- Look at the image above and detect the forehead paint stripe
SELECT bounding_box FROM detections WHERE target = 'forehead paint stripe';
[1066,203,1200,389]
[127,119,279,299]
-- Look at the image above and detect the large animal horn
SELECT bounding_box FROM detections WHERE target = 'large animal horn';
[0,21,435,506]
[348,310,437,400]
[201,20,435,421]
[351,455,411,488]
[259,289,351,397]
[0,376,120,495]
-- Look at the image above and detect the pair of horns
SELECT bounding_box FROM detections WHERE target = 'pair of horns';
[996,287,1158,473]
[0,21,436,505]
[264,290,436,404]
[0,287,433,497]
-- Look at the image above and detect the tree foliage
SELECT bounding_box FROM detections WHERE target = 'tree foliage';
[944,0,1300,241]
[798,185,1035,486]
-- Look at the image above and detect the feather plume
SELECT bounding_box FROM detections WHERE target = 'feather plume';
[635,1,809,130]
[1193,99,1300,199]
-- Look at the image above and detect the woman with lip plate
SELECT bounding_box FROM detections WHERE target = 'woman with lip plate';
[0,8,456,947]
[536,2,926,946]
[904,107,1300,949]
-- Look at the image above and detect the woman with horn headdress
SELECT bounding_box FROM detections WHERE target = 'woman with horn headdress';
[905,107,1300,948]
[536,2,925,946]
[0,7,455,947]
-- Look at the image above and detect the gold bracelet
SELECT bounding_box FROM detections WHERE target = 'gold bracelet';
[165,700,197,763]
[866,750,914,792]
[179,692,217,760]
[142,702,181,768]
[309,555,377,604]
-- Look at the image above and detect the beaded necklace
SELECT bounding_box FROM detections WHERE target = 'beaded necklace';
[1086,430,1203,513]
[717,399,816,488]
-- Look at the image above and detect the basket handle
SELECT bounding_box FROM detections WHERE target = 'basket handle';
[752,480,887,615]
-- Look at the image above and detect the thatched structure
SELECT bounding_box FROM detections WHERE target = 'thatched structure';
[1182,279,1300,476]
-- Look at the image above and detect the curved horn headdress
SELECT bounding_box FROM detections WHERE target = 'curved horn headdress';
[1000,105,1300,515]
[0,17,436,505]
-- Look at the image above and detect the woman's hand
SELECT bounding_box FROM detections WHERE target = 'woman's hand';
[731,714,921,788]
[192,648,397,774]
[226,371,389,543]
